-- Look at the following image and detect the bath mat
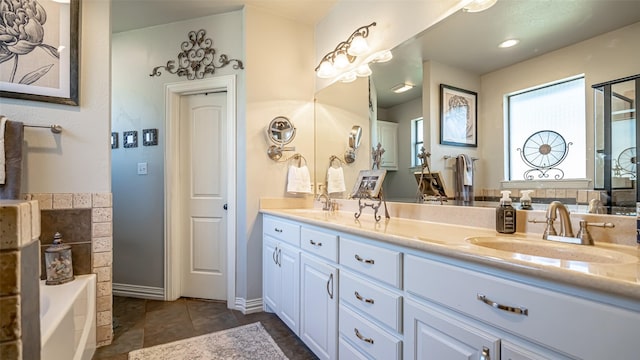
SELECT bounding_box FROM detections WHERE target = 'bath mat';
[128,322,288,360]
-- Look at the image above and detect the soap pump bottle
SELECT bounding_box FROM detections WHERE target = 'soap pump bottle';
[496,190,516,234]
[520,190,534,210]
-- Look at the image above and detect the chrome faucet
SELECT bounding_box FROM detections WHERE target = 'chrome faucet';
[544,201,574,239]
[317,186,335,211]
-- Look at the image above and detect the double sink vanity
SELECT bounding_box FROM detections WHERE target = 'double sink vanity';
[261,202,639,359]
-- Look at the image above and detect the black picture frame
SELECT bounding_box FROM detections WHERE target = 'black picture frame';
[123,131,138,148]
[111,132,118,149]
[440,84,477,147]
[142,128,158,146]
[0,0,80,106]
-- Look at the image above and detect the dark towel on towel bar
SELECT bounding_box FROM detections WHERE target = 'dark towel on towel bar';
[0,119,24,200]
[455,154,474,205]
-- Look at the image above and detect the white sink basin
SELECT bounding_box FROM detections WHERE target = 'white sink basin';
[466,236,638,264]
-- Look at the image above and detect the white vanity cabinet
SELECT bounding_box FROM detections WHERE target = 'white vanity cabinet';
[262,213,640,360]
[338,235,403,360]
[299,226,339,360]
[262,216,301,334]
[404,253,640,359]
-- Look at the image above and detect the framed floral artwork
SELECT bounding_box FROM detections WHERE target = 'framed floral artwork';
[0,0,80,105]
[440,84,477,147]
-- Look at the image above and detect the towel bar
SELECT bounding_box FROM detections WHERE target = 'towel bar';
[23,124,62,134]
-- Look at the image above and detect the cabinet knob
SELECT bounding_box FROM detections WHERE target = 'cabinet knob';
[274,227,283,233]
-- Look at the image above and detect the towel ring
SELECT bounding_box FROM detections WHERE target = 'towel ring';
[329,155,344,167]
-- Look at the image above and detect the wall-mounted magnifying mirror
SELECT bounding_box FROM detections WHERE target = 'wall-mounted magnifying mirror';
[345,125,363,163]
[349,125,363,149]
[267,116,296,160]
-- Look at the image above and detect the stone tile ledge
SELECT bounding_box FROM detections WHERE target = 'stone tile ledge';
[0,200,40,250]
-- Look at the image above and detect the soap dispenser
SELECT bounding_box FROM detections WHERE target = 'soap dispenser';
[496,190,516,234]
[520,190,534,210]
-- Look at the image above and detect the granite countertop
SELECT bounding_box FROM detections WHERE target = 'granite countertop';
[261,208,640,302]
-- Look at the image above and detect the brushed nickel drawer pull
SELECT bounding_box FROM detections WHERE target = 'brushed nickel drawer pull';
[354,291,374,304]
[310,239,323,247]
[477,294,528,316]
[354,328,374,344]
[274,227,283,233]
[354,254,375,264]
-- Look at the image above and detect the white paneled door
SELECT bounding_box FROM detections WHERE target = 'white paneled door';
[179,92,227,300]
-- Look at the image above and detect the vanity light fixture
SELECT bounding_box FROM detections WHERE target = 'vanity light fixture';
[463,0,498,13]
[315,22,377,79]
[498,39,520,48]
[391,83,414,93]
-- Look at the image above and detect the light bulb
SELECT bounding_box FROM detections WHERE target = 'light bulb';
[339,71,357,83]
[348,34,369,56]
[355,63,372,77]
[334,52,350,69]
[316,60,336,78]
[369,49,393,63]
[463,0,498,13]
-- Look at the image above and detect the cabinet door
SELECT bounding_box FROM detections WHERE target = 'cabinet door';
[262,236,279,313]
[300,253,338,360]
[502,340,561,360]
[278,242,300,334]
[377,121,399,170]
[404,298,500,360]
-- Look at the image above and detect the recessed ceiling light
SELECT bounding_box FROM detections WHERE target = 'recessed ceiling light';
[498,39,520,48]
[391,83,414,93]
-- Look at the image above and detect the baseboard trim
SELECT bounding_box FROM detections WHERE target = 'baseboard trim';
[235,297,263,314]
[113,283,165,300]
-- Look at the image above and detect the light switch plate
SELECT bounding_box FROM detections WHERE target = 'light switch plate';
[137,162,148,175]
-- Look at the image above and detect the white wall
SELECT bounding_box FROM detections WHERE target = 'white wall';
[243,5,315,301]
[111,12,244,288]
[1,0,111,194]
[479,21,640,190]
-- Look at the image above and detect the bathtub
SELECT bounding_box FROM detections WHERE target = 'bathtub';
[40,274,96,360]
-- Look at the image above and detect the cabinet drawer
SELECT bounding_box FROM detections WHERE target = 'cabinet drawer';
[339,305,402,360]
[340,271,402,332]
[339,337,371,360]
[263,216,300,246]
[301,227,338,262]
[405,254,640,359]
[340,237,402,288]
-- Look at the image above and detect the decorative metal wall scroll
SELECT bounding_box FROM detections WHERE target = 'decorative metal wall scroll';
[517,130,572,180]
[150,29,244,80]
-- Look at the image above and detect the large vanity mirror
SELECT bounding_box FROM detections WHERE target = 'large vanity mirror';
[314,0,640,214]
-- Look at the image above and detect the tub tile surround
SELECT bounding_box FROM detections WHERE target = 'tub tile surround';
[23,193,114,347]
[0,200,40,360]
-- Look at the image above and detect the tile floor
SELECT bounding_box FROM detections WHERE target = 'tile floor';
[92,296,318,360]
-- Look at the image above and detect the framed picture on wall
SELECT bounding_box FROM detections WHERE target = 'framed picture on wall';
[440,84,477,147]
[0,0,80,106]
